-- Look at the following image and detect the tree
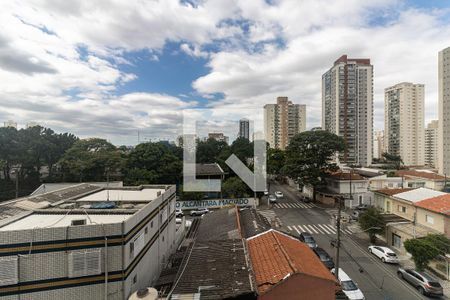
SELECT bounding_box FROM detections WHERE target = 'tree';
[382,152,404,170]
[222,177,250,198]
[283,130,345,200]
[404,234,450,271]
[59,138,123,182]
[358,207,384,243]
[267,148,285,176]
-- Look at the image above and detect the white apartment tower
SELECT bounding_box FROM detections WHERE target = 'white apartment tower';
[264,97,306,150]
[384,82,425,166]
[322,55,373,166]
[373,130,385,159]
[439,47,450,175]
[425,120,439,168]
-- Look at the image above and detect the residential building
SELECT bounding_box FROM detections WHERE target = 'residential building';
[385,82,425,166]
[396,170,447,191]
[414,195,450,238]
[3,120,17,128]
[207,132,229,144]
[425,120,439,168]
[373,130,385,159]
[439,47,450,175]
[238,118,250,140]
[264,96,306,150]
[176,133,197,149]
[0,183,177,299]
[247,229,337,300]
[322,55,373,166]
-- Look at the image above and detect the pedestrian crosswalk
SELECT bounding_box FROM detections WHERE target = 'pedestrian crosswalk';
[258,209,283,226]
[287,224,353,235]
[273,202,315,209]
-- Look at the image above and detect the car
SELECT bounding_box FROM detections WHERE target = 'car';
[368,246,399,263]
[302,197,312,203]
[331,268,365,300]
[274,191,284,198]
[330,239,341,248]
[268,195,277,203]
[298,232,318,248]
[355,204,370,211]
[190,207,209,216]
[264,189,269,196]
[175,208,183,218]
[397,268,443,297]
[175,217,182,224]
[313,247,335,269]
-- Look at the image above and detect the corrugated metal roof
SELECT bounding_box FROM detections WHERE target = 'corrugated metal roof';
[394,188,446,203]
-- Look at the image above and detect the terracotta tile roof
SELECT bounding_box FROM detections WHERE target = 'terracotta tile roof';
[328,171,365,180]
[395,170,445,180]
[415,194,450,216]
[375,188,415,196]
[247,230,336,294]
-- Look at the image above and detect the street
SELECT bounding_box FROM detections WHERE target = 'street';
[263,182,441,300]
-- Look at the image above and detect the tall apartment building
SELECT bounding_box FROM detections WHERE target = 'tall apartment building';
[3,120,17,129]
[373,130,385,159]
[264,97,306,150]
[439,47,450,175]
[322,55,373,166]
[385,82,425,166]
[425,120,439,168]
[0,184,177,300]
[238,118,250,140]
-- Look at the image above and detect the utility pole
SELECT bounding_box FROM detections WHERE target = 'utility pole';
[15,168,19,198]
[334,195,343,280]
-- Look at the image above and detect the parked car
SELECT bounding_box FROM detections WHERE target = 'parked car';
[313,247,335,269]
[176,208,183,218]
[298,232,318,248]
[264,189,269,196]
[397,268,443,297]
[331,268,365,300]
[302,196,312,203]
[355,204,370,211]
[268,194,277,203]
[275,191,284,198]
[368,246,399,263]
[190,208,209,216]
[175,217,182,224]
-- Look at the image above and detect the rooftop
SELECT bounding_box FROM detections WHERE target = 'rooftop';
[394,188,446,203]
[196,163,225,176]
[238,208,271,238]
[375,188,416,196]
[395,170,446,180]
[247,229,336,294]
[31,181,123,196]
[328,171,365,181]
[415,195,450,216]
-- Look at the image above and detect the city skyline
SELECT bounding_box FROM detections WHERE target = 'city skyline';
[1,1,450,144]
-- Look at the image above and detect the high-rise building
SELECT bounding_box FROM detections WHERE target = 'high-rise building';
[425,120,439,168]
[373,130,385,159]
[264,97,306,150]
[238,118,250,140]
[3,120,17,128]
[208,132,229,144]
[322,55,373,166]
[438,47,450,175]
[384,82,425,166]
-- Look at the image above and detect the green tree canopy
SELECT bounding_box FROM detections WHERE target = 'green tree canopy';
[283,130,345,199]
[358,207,385,243]
[382,152,404,170]
[404,234,450,271]
[222,177,250,198]
[267,148,285,176]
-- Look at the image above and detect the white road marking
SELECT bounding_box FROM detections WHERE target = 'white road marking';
[317,224,331,234]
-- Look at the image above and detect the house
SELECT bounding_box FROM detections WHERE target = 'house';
[414,194,450,238]
[247,229,338,300]
[0,183,177,300]
[395,170,448,191]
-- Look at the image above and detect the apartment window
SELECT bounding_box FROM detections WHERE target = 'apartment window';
[130,233,145,259]
[0,256,18,286]
[68,249,101,278]
[398,205,406,213]
[151,220,154,228]
[426,215,434,225]
[145,227,148,234]
[133,275,137,284]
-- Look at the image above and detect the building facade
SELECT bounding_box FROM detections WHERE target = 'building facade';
[264,97,306,150]
[425,120,439,168]
[3,120,17,129]
[0,184,177,300]
[439,47,450,175]
[238,118,250,140]
[385,82,425,166]
[373,130,385,159]
[322,55,373,166]
[207,132,229,144]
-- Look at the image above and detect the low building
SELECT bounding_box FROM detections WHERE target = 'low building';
[247,229,337,300]
[395,170,447,191]
[0,183,176,300]
[414,194,450,238]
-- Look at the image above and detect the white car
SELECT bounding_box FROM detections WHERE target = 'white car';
[368,246,399,263]
[331,268,365,300]
[268,195,277,203]
[274,191,284,198]
[264,190,269,196]
[190,208,209,216]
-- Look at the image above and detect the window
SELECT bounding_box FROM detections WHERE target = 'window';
[392,233,402,249]
[426,215,434,224]
[133,275,137,284]
[130,233,145,260]
[68,249,101,278]
[145,227,148,234]
[151,221,154,228]
[0,256,18,286]
[71,219,86,226]
[398,205,406,213]
[358,195,363,205]
[162,236,165,242]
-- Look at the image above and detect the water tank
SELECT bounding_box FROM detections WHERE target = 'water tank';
[128,288,158,300]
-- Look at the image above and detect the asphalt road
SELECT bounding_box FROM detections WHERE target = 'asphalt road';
[264,182,441,300]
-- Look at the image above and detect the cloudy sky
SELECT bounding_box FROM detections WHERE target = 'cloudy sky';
[1,0,450,145]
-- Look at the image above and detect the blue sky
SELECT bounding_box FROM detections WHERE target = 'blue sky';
[1,0,450,145]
